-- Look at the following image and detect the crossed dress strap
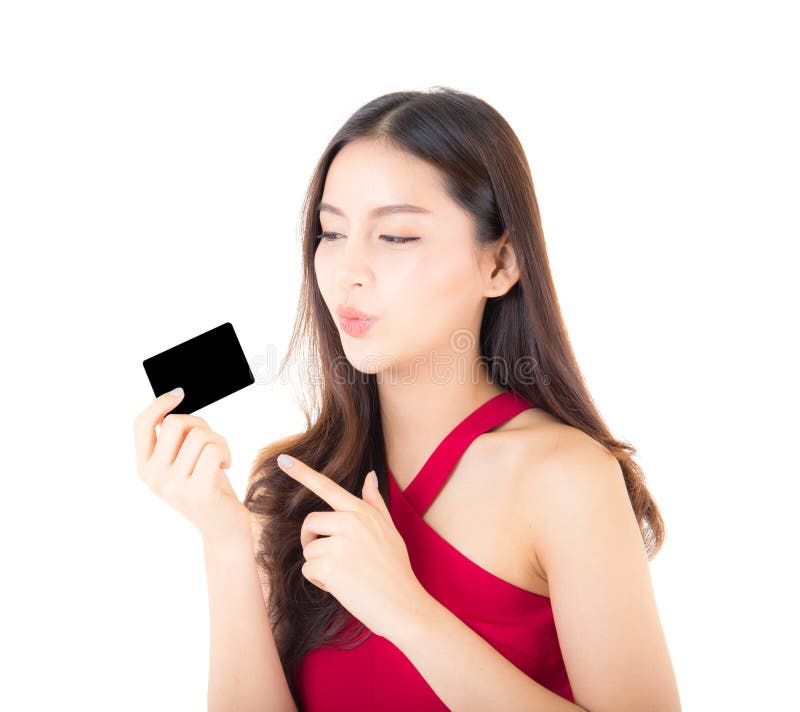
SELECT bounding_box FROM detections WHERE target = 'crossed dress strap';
[400,390,537,517]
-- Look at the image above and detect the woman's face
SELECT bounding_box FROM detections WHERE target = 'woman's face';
[314,138,494,378]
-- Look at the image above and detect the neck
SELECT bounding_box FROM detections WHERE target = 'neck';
[378,356,505,486]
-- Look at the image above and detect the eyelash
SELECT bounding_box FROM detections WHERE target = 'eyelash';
[314,231,420,244]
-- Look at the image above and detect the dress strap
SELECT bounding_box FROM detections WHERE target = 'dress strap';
[402,390,536,517]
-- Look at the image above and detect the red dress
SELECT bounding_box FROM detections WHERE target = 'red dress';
[294,390,575,710]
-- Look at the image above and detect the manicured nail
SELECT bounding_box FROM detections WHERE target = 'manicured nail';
[370,470,378,487]
[168,387,184,397]
[277,453,294,468]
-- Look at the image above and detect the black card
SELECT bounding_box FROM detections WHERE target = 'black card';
[142,322,255,414]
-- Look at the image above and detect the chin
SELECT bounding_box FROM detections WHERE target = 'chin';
[340,347,399,378]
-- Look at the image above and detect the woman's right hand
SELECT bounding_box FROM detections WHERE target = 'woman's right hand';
[134,388,250,543]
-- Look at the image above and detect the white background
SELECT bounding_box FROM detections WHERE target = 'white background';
[1,1,797,710]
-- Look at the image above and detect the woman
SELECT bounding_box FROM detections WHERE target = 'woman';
[135,87,681,711]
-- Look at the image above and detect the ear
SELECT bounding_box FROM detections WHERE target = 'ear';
[483,231,520,298]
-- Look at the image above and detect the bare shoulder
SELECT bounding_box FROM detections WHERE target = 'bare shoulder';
[512,416,625,506]
[485,411,624,576]
[491,409,624,505]
[484,407,621,509]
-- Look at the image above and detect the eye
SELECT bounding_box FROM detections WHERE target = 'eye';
[314,232,420,244]
[381,235,420,244]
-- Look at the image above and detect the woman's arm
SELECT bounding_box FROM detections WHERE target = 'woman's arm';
[204,521,298,712]
[392,594,588,711]
[521,431,682,711]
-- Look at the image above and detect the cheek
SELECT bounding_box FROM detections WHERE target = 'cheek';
[418,251,476,304]
[388,248,467,292]
[390,254,476,337]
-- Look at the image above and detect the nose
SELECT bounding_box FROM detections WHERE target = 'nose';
[333,236,373,289]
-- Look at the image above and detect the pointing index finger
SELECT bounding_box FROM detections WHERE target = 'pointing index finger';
[276,454,360,512]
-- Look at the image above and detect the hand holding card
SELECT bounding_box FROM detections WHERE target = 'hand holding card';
[133,387,251,542]
[137,322,255,541]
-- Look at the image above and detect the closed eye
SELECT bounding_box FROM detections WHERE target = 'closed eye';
[315,232,420,244]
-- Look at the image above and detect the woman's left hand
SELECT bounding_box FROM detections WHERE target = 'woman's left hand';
[276,453,431,641]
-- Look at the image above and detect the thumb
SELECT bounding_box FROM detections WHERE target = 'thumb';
[362,470,389,514]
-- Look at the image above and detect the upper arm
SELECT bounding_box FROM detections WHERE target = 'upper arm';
[525,430,681,712]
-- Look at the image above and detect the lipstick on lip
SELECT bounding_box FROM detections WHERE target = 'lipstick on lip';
[336,304,376,338]
[336,304,374,320]
[339,316,374,337]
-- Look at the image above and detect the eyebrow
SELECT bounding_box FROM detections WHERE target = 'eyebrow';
[316,201,432,218]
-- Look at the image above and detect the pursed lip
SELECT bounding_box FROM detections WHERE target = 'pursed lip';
[336,304,375,320]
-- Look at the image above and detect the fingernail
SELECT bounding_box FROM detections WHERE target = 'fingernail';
[370,470,378,488]
[168,387,184,398]
[277,453,294,468]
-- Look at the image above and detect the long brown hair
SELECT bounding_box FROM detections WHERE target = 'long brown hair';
[243,85,666,705]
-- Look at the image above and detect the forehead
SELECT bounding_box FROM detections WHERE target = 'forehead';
[320,139,448,217]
